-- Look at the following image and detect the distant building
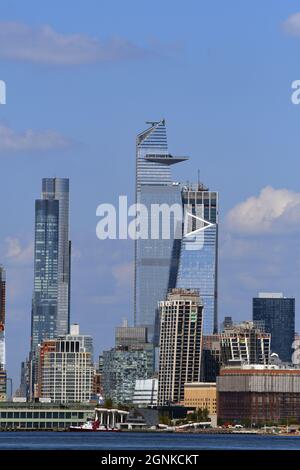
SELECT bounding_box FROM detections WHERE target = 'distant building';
[133,378,158,407]
[0,266,6,402]
[221,316,233,331]
[220,321,271,366]
[0,370,6,402]
[134,120,187,343]
[176,184,219,334]
[0,402,94,430]
[158,289,203,406]
[201,334,221,382]
[253,293,295,363]
[183,382,217,415]
[103,321,155,405]
[103,349,150,404]
[31,178,71,354]
[217,365,300,424]
[36,324,94,403]
[115,322,148,349]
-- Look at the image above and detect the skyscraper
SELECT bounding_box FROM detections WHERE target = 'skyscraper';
[0,266,6,373]
[253,292,295,363]
[158,289,203,405]
[176,184,218,334]
[31,178,71,353]
[134,120,187,342]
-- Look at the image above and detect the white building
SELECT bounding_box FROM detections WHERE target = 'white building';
[158,289,203,406]
[133,378,158,406]
[37,324,94,403]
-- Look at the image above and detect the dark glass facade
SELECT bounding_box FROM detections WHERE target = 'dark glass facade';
[176,187,218,334]
[252,294,295,363]
[31,178,70,354]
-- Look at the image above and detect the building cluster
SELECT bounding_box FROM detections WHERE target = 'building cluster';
[0,120,299,429]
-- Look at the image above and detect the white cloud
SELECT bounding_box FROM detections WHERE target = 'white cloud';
[0,22,150,65]
[226,186,300,234]
[0,124,72,152]
[282,13,300,36]
[4,237,33,266]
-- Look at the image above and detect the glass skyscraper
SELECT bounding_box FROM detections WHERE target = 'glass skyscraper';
[31,178,71,353]
[134,120,187,342]
[252,292,295,363]
[0,266,6,373]
[176,185,219,334]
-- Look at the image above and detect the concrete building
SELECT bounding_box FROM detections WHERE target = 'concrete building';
[221,321,271,366]
[217,365,300,424]
[36,325,94,403]
[183,382,217,415]
[158,289,203,406]
[253,292,295,363]
[133,378,158,406]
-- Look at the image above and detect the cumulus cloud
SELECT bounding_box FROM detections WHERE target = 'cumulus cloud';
[226,186,300,234]
[0,22,150,65]
[282,13,300,36]
[0,124,73,153]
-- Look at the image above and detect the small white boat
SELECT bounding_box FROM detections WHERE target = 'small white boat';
[70,419,121,432]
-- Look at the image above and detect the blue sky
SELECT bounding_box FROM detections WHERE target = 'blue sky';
[1,0,300,386]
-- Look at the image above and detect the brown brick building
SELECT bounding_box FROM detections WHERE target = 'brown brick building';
[217,366,300,425]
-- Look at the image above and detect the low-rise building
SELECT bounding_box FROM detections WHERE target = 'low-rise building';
[183,382,217,415]
[217,365,300,424]
[0,402,94,430]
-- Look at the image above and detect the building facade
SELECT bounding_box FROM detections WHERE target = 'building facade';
[220,321,271,366]
[0,403,94,430]
[133,378,158,407]
[0,266,6,379]
[158,289,203,406]
[217,365,300,424]
[253,293,295,363]
[201,334,222,382]
[103,348,150,404]
[31,178,71,354]
[134,120,187,342]
[36,325,94,403]
[176,185,219,334]
[183,382,217,415]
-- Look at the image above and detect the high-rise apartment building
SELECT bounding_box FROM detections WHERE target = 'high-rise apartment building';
[176,184,218,334]
[134,120,187,342]
[158,289,203,406]
[36,324,94,403]
[253,293,295,363]
[31,178,71,353]
[0,266,6,376]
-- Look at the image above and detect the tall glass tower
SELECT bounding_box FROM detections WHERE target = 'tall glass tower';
[31,178,71,353]
[134,120,187,342]
[176,184,218,334]
[0,266,6,371]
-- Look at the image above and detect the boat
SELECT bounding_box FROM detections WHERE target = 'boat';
[70,419,121,432]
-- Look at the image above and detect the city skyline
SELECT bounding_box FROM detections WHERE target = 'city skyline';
[2,1,300,388]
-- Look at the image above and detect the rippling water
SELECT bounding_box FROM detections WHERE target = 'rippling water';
[0,432,300,450]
